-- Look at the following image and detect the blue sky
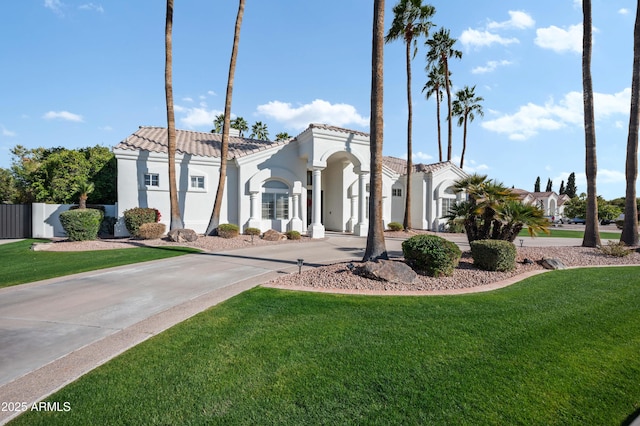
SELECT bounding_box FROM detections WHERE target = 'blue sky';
[1,0,637,200]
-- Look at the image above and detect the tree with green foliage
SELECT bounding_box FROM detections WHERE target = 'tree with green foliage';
[422,63,447,161]
[534,176,541,192]
[212,114,224,133]
[565,172,577,198]
[275,132,291,141]
[386,0,435,230]
[564,193,622,223]
[559,180,565,195]
[545,178,553,192]
[10,145,116,204]
[0,168,17,203]
[230,116,248,137]
[452,85,483,169]
[250,121,269,140]
[426,27,462,161]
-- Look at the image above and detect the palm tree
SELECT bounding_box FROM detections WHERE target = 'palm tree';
[165,0,184,230]
[581,0,601,248]
[621,0,640,246]
[231,116,248,137]
[426,27,462,161]
[205,0,245,235]
[211,114,224,133]
[422,63,447,161]
[385,0,435,231]
[275,132,291,141]
[250,121,269,140]
[363,0,388,261]
[76,180,94,209]
[452,85,483,169]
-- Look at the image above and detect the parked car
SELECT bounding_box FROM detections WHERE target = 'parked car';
[567,217,586,224]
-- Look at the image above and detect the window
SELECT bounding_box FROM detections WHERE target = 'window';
[144,173,159,187]
[262,180,289,220]
[441,198,457,216]
[392,188,402,197]
[190,175,205,189]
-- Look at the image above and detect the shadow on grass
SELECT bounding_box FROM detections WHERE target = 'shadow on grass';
[621,407,640,426]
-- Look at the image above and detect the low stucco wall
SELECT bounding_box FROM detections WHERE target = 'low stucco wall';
[32,203,117,238]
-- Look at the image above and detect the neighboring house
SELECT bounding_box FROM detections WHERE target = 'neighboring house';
[113,124,468,238]
[512,189,569,218]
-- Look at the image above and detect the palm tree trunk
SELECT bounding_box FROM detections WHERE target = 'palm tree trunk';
[363,0,388,262]
[581,0,601,248]
[165,0,184,230]
[460,113,468,169]
[622,1,640,246]
[403,39,412,231]
[436,88,443,162]
[206,0,245,235]
[444,59,453,161]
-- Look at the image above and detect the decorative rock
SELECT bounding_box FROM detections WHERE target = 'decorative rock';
[358,260,419,285]
[540,258,567,270]
[262,229,286,241]
[167,228,199,243]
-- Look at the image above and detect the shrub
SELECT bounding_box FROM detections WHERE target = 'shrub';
[59,208,103,241]
[401,234,461,277]
[470,239,517,272]
[599,241,631,257]
[99,216,117,237]
[244,227,261,236]
[137,222,167,240]
[124,207,160,237]
[217,223,239,239]
[286,230,301,240]
[387,222,403,232]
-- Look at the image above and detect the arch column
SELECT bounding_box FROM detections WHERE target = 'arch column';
[309,167,325,238]
[354,170,368,236]
[288,181,303,233]
[247,191,261,230]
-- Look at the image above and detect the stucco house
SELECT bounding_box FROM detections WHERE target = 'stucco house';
[512,188,569,219]
[113,124,468,238]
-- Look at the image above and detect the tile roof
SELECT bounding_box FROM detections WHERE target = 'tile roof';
[114,126,290,159]
[304,123,370,138]
[382,156,454,175]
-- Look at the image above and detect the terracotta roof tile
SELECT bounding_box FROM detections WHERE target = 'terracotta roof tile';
[382,156,453,175]
[114,126,289,159]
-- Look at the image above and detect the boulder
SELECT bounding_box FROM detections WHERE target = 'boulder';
[262,229,286,241]
[167,228,199,243]
[539,258,567,270]
[358,260,419,285]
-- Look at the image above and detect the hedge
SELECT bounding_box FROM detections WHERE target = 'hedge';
[401,234,461,277]
[470,239,516,272]
[59,208,103,241]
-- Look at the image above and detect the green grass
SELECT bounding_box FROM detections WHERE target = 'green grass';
[519,228,621,239]
[12,267,640,425]
[0,239,201,288]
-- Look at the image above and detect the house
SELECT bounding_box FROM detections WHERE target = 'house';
[113,124,468,238]
[511,188,569,218]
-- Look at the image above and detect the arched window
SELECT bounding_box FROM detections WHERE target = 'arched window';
[441,186,457,216]
[262,180,289,220]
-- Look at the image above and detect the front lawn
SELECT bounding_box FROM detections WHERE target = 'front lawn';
[519,228,621,239]
[0,239,200,288]
[12,267,640,425]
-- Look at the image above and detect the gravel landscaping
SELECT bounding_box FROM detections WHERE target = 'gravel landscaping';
[40,232,640,294]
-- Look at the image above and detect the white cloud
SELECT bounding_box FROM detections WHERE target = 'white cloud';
[256,99,369,131]
[207,90,216,96]
[175,105,223,128]
[1,125,16,137]
[99,125,113,131]
[482,88,631,140]
[535,24,583,53]
[44,0,64,15]
[460,29,519,49]
[182,97,194,103]
[619,8,630,15]
[413,151,433,161]
[452,156,489,173]
[79,3,104,13]
[42,110,83,122]
[487,11,535,30]
[471,59,513,74]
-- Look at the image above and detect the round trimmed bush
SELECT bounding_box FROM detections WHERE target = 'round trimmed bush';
[217,223,239,239]
[401,234,461,277]
[244,227,261,236]
[59,208,103,241]
[470,240,516,272]
[387,222,404,232]
[137,222,167,240]
[124,207,160,237]
[286,230,301,240]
